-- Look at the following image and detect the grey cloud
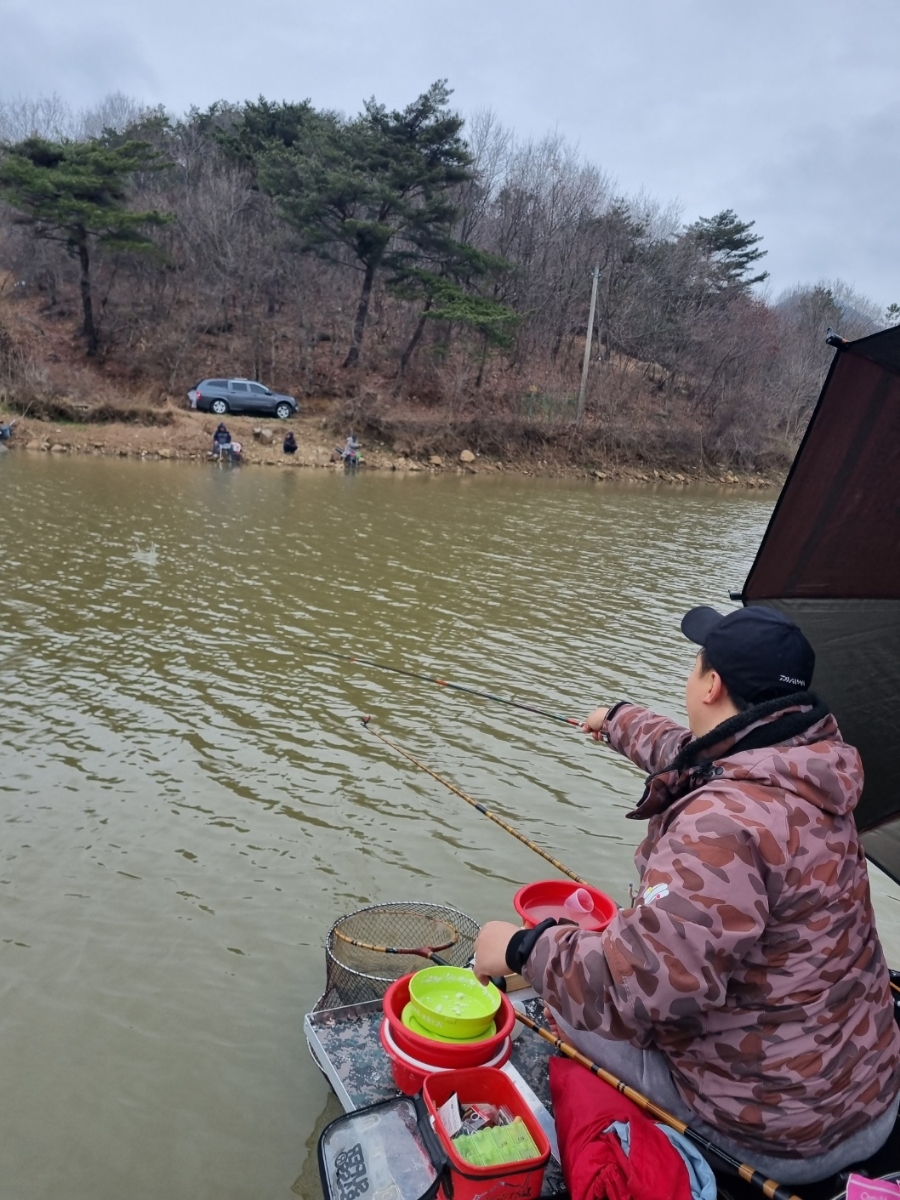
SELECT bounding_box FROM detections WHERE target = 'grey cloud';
[1,0,897,307]
[737,103,900,307]
[1,6,157,102]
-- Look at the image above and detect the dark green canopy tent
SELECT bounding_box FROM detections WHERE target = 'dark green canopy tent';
[741,325,900,883]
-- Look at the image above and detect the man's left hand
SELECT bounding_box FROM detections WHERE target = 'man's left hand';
[473,920,520,985]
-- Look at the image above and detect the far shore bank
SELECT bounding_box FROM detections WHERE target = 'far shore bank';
[0,408,784,489]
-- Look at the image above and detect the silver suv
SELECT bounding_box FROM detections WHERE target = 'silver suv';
[188,378,299,419]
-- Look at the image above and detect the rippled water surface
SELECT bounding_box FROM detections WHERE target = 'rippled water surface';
[2,454,898,1199]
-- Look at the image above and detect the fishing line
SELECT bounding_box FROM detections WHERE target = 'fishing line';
[325,650,582,727]
[359,716,587,884]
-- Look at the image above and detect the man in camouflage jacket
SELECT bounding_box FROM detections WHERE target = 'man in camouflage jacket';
[474,605,900,1182]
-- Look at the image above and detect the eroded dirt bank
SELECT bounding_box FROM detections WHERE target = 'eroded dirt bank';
[0,407,782,488]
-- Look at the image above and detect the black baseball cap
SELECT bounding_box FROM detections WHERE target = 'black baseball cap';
[681,605,815,703]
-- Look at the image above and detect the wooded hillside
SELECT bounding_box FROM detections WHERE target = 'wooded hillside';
[0,86,892,471]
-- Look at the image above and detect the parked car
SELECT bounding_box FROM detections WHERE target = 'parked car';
[188,378,299,419]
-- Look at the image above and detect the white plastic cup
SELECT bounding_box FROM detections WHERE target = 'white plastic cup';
[563,887,594,915]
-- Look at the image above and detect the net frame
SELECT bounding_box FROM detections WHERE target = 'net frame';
[318,901,480,1010]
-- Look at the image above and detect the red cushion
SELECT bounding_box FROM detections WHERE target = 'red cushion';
[549,1057,694,1200]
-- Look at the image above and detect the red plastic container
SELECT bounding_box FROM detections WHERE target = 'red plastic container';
[379,1019,512,1095]
[423,1067,550,1200]
[513,880,616,931]
[383,974,516,1067]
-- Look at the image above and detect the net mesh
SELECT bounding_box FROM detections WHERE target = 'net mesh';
[316,901,480,1010]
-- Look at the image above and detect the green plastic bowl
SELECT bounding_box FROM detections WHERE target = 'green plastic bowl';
[401,1002,497,1045]
[408,966,501,1039]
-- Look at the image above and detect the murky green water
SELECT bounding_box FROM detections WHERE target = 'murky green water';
[2,454,898,1199]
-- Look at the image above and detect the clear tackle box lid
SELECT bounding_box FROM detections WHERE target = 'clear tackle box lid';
[318,1096,446,1200]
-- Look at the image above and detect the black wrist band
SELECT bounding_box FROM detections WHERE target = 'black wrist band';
[506,918,559,974]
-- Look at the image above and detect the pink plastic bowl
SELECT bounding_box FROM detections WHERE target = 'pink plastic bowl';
[382,973,516,1067]
[513,880,617,931]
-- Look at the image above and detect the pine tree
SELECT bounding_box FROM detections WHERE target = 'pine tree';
[258,81,474,367]
[426,278,520,388]
[213,97,325,172]
[686,208,769,289]
[0,136,170,355]
[387,242,516,390]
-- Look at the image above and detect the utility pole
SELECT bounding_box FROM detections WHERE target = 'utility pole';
[575,265,600,430]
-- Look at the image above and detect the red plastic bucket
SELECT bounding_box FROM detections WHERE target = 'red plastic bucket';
[379,1019,512,1096]
[513,880,617,931]
[423,1067,550,1200]
[382,974,516,1067]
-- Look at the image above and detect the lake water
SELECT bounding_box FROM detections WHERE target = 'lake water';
[2,454,898,1199]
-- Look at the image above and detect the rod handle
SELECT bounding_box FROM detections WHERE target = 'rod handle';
[737,1166,803,1200]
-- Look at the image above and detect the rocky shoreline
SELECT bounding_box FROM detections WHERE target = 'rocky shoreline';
[0,409,782,489]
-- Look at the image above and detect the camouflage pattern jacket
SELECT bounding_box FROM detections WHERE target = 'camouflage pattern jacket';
[523,701,900,1157]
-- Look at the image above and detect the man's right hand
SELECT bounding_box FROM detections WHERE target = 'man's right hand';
[581,706,609,739]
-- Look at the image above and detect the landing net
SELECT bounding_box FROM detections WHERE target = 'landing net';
[317,900,480,1010]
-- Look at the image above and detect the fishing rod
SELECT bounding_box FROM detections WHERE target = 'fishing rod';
[359,717,587,884]
[328,650,582,727]
[513,1008,803,1200]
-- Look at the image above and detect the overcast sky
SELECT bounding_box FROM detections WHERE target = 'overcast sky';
[2,0,898,309]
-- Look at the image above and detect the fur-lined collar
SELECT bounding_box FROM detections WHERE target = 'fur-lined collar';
[628,691,830,820]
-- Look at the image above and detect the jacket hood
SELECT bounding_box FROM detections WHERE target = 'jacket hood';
[629,695,863,820]
[713,711,863,816]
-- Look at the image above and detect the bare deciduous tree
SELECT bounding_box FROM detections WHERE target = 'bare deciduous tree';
[0,89,889,468]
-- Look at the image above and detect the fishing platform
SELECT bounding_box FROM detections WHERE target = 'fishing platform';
[306,957,900,1200]
[305,989,568,1197]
